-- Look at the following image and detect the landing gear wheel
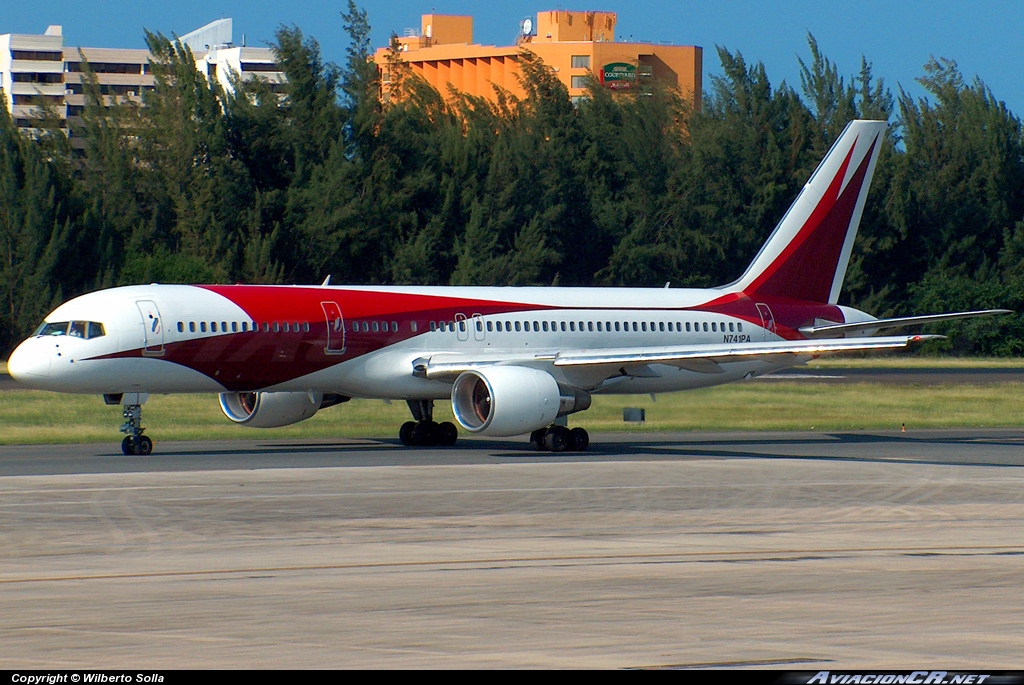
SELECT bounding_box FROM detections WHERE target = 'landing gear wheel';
[399,421,416,446]
[544,425,570,452]
[136,435,153,455]
[120,435,153,455]
[411,420,438,446]
[529,428,547,451]
[437,421,458,446]
[568,427,590,452]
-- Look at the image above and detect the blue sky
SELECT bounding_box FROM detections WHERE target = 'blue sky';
[5,1,1023,117]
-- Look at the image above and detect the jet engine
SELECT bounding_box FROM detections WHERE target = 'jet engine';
[451,366,591,437]
[219,391,348,428]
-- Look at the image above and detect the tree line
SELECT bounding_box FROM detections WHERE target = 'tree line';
[2,2,1023,356]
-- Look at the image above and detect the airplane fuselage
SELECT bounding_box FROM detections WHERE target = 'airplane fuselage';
[8,283,869,398]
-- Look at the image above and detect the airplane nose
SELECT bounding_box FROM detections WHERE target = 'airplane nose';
[7,339,51,382]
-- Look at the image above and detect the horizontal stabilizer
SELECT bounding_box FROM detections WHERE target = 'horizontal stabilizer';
[800,309,1012,338]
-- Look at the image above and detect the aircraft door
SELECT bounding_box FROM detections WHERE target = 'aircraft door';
[755,303,777,341]
[136,300,165,357]
[321,301,346,354]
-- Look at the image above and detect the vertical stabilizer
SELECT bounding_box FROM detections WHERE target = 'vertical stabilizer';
[731,120,887,304]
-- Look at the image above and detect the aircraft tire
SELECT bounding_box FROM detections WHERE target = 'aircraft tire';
[544,426,569,452]
[399,421,416,446]
[529,428,547,451]
[121,436,133,455]
[437,421,458,446]
[137,435,153,455]
[569,427,590,452]
[411,420,437,446]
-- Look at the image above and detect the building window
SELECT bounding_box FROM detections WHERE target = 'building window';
[570,75,588,89]
[571,55,590,69]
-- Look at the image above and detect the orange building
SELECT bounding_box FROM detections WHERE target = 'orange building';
[374,10,702,110]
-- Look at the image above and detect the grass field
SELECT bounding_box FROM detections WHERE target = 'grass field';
[2,381,1023,445]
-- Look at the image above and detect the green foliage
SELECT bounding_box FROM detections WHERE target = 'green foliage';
[1,15,1022,357]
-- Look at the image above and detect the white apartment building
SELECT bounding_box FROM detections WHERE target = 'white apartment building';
[1,18,283,137]
[0,25,66,131]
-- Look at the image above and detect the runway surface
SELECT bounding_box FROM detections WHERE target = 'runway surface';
[1,430,1022,669]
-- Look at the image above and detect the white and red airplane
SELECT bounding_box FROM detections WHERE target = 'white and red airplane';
[6,120,1008,454]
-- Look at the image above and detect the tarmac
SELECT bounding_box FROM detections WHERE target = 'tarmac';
[1,430,1022,668]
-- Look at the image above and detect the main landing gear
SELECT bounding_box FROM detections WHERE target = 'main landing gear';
[529,425,590,452]
[399,400,458,447]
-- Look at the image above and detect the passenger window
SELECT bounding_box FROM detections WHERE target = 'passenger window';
[273,322,280,333]
[487,321,493,332]
[703,322,708,332]
[569,322,575,332]
[686,322,691,332]
[542,321,549,332]
[241,322,248,332]
[659,322,665,332]
[614,322,620,332]
[411,321,418,332]
[391,322,397,332]
[588,322,594,332]
[459,321,466,333]
[262,322,269,332]
[729,322,734,332]
[476,320,483,332]
[285,323,291,332]
[362,322,370,332]
[222,321,227,332]
[372,321,379,333]
[515,321,522,332]
[201,322,207,332]
[532,322,539,332]
[711,322,716,332]
[561,322,567,332]
[632,322,638,332]
[738,323,743,332]
[177,322,184,333]
[190,322,196,333]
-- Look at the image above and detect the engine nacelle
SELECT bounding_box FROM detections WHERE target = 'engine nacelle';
[219,391,347,428]
[451,367,591,437]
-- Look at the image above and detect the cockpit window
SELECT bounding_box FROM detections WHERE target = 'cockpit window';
[36,322,69,336]
[34,320,106,339]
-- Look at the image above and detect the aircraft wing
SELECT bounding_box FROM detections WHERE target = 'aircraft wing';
[799,309,1011,338]
[417,334,943,380]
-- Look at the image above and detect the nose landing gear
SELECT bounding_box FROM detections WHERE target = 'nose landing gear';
[106,393,154,455]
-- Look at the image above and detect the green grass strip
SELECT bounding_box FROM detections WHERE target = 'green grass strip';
[2,382,1023,445]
